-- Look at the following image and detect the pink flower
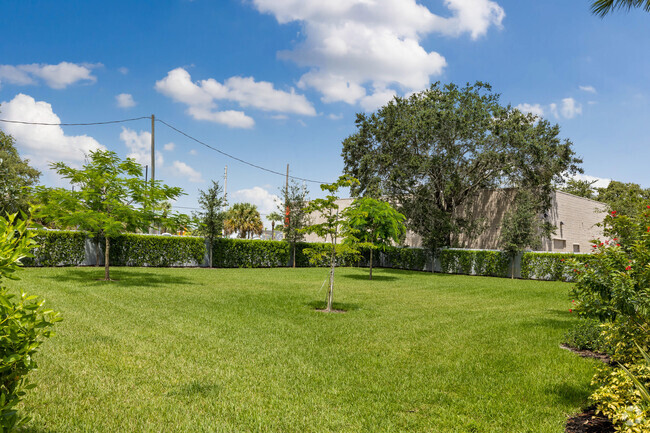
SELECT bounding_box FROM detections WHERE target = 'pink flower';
[626,266,632,271]
[569,309,573,313]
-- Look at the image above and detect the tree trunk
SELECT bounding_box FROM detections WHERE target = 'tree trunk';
[271,222,275,240]
[104,236,110,281]
[209,238,213,268]
[292,243,296,268]
[369,248,373,280]
[326,242,336,312]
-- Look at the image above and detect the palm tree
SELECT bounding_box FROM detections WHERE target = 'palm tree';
[224,203,263,239]
[592,0,650,17]
[267,212,283,240]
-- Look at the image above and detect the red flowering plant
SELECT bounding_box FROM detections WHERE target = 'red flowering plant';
[568,206,650,430]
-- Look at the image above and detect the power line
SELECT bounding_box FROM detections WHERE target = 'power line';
[155,117,327,185]
[0,116,150,126]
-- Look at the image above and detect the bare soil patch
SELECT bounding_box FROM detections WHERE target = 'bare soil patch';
[566,407,615,433]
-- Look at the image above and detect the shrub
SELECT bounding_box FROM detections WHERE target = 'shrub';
[439,249,510,277]
[22,230,86,267]
[562,318,607,352]
[0,214,61,432]
[520,252,592,281]
[212,238,290,268]
[110,234,206,267]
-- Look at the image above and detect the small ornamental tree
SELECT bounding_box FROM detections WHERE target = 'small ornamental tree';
[342,197,406,280]
[0,214,61,432]
[193,181,226,267]
[267,212,283,240]
[302,175,359,312]
[33,150,183,280]
[281,180,309,267]
[223,203,263,239]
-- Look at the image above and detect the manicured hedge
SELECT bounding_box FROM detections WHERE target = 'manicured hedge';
[212,238,290,268]
[439,249,510,278]
[23,230,86,267]
[520,252,592,281]
[382,246,431,271]
[109,234,206,267]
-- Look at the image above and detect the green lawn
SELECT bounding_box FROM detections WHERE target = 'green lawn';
[8,267,598,432]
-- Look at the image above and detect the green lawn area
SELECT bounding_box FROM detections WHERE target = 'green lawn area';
[8,267,598,433]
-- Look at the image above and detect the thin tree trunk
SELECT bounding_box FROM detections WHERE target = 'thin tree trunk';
[369,248,373,280]
[209,238,213,268]
[104,236,110,281]
[327,242,336,312]
[271,222,275,240]
[292,243,296,268]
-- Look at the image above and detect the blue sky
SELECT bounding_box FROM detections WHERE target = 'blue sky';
[1,0,649,226]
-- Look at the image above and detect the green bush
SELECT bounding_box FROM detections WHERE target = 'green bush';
[110,234,206,267]
[379,246,430,271]
[23,230,86,267]
[213,238,290,268]
[562,318,607,352]
[0,215,61,432]
[520,252,593,281]
[440,249,510,277]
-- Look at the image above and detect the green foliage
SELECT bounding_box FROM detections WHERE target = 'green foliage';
[560,178,598,200]
[596,180,650,217]
[592,0,650,17]
[440,249,510,277]
[0,214,61,432]
[22,231,86,267]
[33,149,183,280]
[380,246,431,271]
[224,203,263,239]
[563,318,608,352]
[342,81,582,251]
[194,181,226,267]
[109,234,206,267]
[212,238,290,268]
[281,180,309,247]
[0,131,40,216]
[499,190,547,256]
[520,252,591,281]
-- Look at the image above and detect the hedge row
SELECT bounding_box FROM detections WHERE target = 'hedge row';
[439,249,511,278]
[22,230,594,281]
[23,230,86,267]
[520,252,592,281]
[110,234,206,267]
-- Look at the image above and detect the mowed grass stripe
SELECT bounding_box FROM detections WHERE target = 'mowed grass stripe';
[9,267,597,432]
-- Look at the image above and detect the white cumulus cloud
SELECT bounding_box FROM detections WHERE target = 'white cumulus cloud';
[566,173,611,190]
[579,85,596,94]
[231,186,282,228]
[560,97,582,119]
[155,68,316,128]
[252,0,504,108]
[0,62,99,89]
[116,93,136,108]
[171,160,203,183]
[163,142,175,152]
[515,103,544,118]
[119,127,163,168]
[0,94,104,169]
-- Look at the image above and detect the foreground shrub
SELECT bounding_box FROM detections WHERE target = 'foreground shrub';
[563,318,608,352]
[0,214,61,432]
[22,230,86,267]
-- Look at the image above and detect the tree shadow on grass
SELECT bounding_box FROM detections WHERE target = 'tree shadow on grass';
[341,273,399,282]
[546,382,592,407]
[306,300,362,312]
[166,380,220,399]
[40,267,195,288]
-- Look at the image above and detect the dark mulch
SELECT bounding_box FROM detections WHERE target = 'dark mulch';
[566,407,615,433]
[560,344,612,364]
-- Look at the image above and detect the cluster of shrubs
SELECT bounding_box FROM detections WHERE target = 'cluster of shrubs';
[565,209,650,431]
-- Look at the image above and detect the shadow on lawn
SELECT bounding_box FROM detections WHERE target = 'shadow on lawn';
[306,300,362,312]
[41,268,194,288]
[546,382,592,407]
[341,273,399,282]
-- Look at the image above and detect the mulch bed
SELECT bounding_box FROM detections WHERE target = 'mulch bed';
[562,345,615,432]
[566,407,615,433]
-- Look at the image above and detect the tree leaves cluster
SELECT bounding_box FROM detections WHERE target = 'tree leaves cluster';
[223,203,263,239]
[280,180,310,267]
[193,181,226,267]
[0,130,40,216]
[342,82,582,252]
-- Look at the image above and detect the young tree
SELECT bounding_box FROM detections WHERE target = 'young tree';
[267,211,283,240]
[342,82,581,254]
[342,197,406,280]
[33,150,183,280]
[281,180,310,267]
[193,181,226,267]
[0,130,40,216]
[499,190,549,279]
[223,203,263,239]
[302,175,359,312]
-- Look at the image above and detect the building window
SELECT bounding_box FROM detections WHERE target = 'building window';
[573,244,580,253]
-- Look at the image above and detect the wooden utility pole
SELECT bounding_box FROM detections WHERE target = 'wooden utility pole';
[151,114,155,183]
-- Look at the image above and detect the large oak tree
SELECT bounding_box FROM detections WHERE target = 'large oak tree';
[342,82,582,252]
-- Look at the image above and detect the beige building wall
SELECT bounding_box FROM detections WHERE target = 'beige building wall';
[303,190,607,252]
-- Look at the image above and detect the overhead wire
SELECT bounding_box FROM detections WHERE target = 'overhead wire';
[155,117,327,185]
[0,116,151,126]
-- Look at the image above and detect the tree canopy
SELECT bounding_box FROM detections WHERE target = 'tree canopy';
[194,180,226,267]
[0,130,40,216]
[342,82,582,251]
[33,149,183,280]
[342,197,406,280]
[280,180,309,267]
[224,203,263,239]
